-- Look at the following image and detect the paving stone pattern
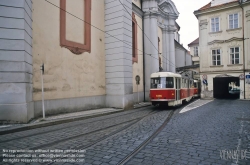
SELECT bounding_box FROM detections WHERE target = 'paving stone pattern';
[1,100,250,165]
[0,108,154,165]
[81,110,171,165]
[127,100,250,165]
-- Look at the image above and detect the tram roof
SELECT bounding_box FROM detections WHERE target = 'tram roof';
[150,72,182,78]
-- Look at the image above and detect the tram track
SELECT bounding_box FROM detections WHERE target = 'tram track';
[1,111,157,150]
[39,110,159,165]
[0,107,177,165]
[0,110,157,162]
[43,109,173,165]
[117,109,174,165]
[30,112,153,150]
[0,107,153,143]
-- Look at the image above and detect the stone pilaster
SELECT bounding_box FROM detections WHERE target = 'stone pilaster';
[104,0,134,109]
[143,9,159,100]
[0,0,34,123]
[162,29,169,71]
[169,30,176,72]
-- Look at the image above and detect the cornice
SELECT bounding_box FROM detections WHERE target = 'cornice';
[157,8,178,20]
[158,22,177,32]
[158,0,179,16]
[144,10,158,18]
[132,3,143,18]
[194,2,240,17]
[157,1,178,20]
[208,37,243,45]
[161,25,177,32]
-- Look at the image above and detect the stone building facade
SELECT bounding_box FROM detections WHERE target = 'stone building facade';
[0,0,181,123]
[194,0,250,99]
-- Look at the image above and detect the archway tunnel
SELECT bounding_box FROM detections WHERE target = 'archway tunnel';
[213,77,240,99]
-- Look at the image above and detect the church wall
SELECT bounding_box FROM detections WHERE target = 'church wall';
[132,14,144,97]
[132,0,141,9]
[32,0,106,116]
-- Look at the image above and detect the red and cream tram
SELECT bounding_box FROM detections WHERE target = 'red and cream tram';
[150,72,198,106]
[193,79,201,98]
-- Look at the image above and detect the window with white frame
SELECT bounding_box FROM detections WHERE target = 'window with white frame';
[212,49,221,66]
[229,13,238,29]
[211,17,220,32]
[194,47,198,56]
[230,47,240,64]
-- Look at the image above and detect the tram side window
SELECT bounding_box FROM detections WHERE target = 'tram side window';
[166,77,174,88]
[151,78,160,89]
[151,77,174,89]
[194,82,197,88]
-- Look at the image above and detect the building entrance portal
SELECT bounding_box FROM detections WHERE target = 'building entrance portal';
[213,75,240,99]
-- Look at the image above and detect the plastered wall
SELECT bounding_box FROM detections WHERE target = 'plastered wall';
[132,0,141,9]
[32,0,106,101]
[200,73,245,99]
[133,13,144,93]
[199,7,244,73]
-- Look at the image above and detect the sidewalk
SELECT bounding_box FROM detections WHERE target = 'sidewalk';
[0,102,151,135]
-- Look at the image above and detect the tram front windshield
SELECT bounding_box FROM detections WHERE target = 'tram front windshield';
[151,77,174,89]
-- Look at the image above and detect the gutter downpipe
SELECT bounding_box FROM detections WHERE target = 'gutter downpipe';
[239,0,246,99]
[141,0,146,102]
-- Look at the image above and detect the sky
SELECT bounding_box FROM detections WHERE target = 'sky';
[173,0,211,50]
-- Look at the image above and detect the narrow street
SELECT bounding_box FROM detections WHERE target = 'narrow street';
[0,99,250,165]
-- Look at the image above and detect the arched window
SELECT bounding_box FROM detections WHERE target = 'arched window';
[132,13,138,63]
[60,0,91,54]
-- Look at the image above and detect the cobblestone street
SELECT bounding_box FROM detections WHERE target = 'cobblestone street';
[127,100,250,165]
[0,99,250,165]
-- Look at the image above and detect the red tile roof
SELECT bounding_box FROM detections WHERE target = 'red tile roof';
[197,0,238,11]
[199,2,212,10]
[188,38,199,47]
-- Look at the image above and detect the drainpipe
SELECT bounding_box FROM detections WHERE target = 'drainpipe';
[141,0,146,102]
[239,0,245,99]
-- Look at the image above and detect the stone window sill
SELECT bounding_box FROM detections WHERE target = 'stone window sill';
[209,31,222,34]
[210,65,224,68]
[226,27,242,32]
[227,64,243,66]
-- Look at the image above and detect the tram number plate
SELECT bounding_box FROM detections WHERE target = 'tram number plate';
[156,95,162,98]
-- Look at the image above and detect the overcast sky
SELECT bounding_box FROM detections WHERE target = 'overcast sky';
[173,0,211,50]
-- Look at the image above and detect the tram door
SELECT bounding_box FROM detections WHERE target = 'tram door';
[176,78,181,100]
[188,80,190,97]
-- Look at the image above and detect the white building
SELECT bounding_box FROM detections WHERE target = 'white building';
[194,0,250,99]
[188,38,200,80]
